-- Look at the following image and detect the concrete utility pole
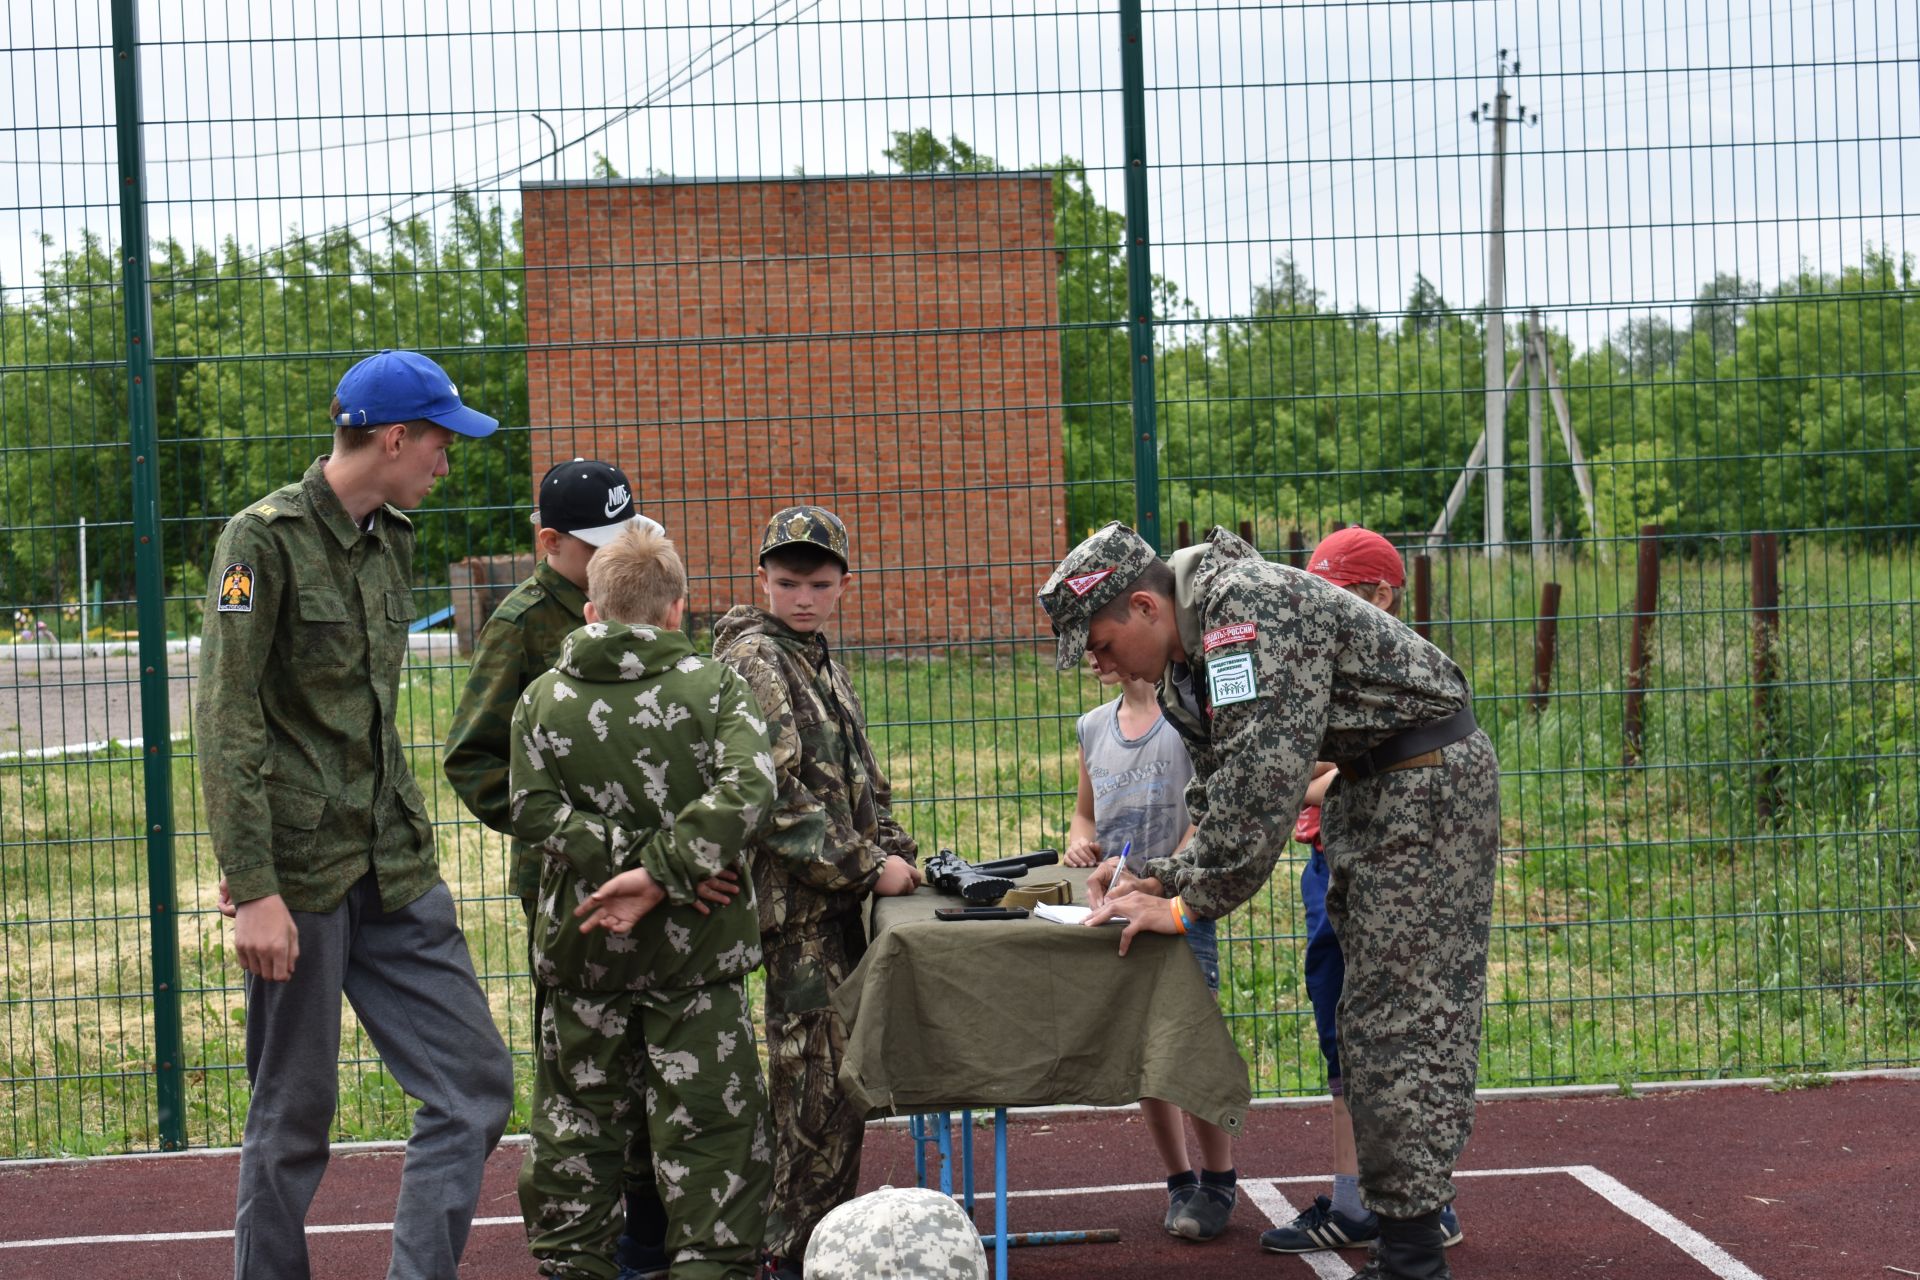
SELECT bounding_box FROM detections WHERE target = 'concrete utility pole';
[1527,310,1546,550]
[1471,52,1534,557]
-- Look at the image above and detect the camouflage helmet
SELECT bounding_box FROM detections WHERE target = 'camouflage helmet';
[803,1185,988,1280]
[758,504,850,570]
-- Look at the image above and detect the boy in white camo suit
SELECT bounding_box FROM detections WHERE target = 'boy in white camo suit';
[510,523,776,1280]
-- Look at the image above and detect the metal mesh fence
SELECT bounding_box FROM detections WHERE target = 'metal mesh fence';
[0,0,1913,1157]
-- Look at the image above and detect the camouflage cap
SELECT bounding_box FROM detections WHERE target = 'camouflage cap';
[803,1185,988,1280]
[1035,520,1159,670]
[759,504,850,570]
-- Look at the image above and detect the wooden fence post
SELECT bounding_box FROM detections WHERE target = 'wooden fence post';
[1286,528,1305,568]
[1621,525,1663,766]
[1176,520,1191,550]
[1413,554,1433,642]
[1531,581,1563,709]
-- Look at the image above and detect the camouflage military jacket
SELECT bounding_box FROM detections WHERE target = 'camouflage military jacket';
[1143,528,1473,920]
[710,606,918,941]
[443,560,587,905]
[197,458,437,914]
[509,620,774,991]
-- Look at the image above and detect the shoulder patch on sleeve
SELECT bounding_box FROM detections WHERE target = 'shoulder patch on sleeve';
[490,582,549,626]
[1203,621,1258,652]
[216,562,256,613]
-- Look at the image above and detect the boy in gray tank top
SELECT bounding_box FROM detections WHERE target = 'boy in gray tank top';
[1067,667,1238,1243]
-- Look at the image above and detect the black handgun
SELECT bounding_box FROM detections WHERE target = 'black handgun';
[922,849,1061,904]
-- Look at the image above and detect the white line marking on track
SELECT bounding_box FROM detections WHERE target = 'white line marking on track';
[1568,1166,1767,1280]
[0,1164,1770,1278]
[1240,1179,1355,1280]
[0,1217,525,1250]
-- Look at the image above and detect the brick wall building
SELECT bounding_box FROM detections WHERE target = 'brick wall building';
[520,173,1064,652]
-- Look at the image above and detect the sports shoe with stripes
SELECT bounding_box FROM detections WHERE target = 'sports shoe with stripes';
[1259,1196,1464,1253]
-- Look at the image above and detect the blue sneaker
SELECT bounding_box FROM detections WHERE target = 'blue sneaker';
[614,1233,670,1280]
[1259,1197,1463,1252]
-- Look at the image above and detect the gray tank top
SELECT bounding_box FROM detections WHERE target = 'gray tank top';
[1077,698,1195,869]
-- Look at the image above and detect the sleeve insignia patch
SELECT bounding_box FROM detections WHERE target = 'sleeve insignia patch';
[1203,621,1257,651]
[217,562,255,613]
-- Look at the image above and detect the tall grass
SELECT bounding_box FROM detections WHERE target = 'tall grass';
[1,544,1913,1155]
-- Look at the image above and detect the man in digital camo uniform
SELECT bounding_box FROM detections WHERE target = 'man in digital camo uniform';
[1056,521,1498,1280]
[199,349,514,1280]
[509,523,775,1280]
[710,506,923,1277]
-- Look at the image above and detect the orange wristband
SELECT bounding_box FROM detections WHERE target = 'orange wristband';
[1169,895,1189,934]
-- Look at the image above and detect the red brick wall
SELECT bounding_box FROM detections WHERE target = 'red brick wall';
[521,175,1063,652]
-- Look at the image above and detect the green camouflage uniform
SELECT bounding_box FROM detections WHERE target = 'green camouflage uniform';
[443,560,589,910]
[510,619,777,1280]
[710,604,919,1263]
[200,458,514,1280]
[199,458,437,910]
[1040,523,1498,1240]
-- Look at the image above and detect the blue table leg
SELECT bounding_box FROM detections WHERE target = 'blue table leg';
[994,1108,1008,1280]
[962,1109,976,1215]
[911,1113,928,1188]
[936,1111,954,1198]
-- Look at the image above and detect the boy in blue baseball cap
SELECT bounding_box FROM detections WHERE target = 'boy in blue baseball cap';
[199,348,513,1280]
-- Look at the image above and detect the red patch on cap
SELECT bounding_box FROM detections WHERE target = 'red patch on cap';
[1203,621,1257,651]
[1064,568,1115,597]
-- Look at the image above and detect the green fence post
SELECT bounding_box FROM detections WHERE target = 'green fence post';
[1118,0,1162,552]
[110,0,184,1152]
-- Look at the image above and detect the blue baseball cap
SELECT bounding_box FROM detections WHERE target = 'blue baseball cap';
[332,349,499,438]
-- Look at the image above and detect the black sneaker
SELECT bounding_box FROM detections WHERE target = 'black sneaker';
[1260,1195,1376,1252]
[1169,1182,1235,1242]
[1262,1197,1463,1253]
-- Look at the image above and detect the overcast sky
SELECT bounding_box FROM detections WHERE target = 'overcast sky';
[3,0,1915,354]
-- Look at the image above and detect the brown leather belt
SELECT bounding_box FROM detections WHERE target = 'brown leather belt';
[1337,706,1478,780]
[1376,748,1442,774]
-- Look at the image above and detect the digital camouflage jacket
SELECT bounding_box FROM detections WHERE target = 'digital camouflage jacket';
[710,606,918,942]
[1144,528,1475,920]
[509,619,775,991]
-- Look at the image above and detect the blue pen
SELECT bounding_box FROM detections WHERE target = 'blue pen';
[1116,838,1134,882]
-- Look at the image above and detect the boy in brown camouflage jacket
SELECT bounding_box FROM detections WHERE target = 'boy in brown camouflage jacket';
[709,505,920,1278]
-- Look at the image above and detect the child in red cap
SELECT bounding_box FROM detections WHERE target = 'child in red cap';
[1261,527,1465,1257]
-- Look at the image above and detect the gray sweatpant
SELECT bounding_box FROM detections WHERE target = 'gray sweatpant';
[234,875,514,1280]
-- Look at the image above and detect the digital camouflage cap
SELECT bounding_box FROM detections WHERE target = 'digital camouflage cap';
[1035,520,1159,670]
[759,504,850,570]
[803,1186,988,1280]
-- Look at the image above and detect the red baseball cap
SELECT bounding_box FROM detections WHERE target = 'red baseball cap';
[1306,527,1405,588]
